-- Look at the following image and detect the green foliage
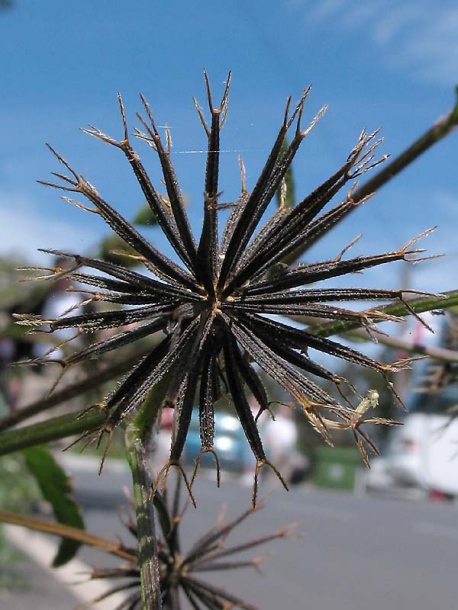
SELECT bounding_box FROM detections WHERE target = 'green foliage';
[133,202,157,226]
[0,454,40,513]
[98,202,157,266]
[0,454,40,592]
[98,232,142,266]
[22,446,84,567]
[0,527,25,594]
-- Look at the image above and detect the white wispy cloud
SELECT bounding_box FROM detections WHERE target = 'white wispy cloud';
[290,0,458,86]
[0,192,101,264]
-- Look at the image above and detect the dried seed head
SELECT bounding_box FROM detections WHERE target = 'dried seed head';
[23,73,430,498]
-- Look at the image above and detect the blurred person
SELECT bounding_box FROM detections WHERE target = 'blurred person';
[31,257,83,361]
[14,256,84,408]
[262,406,299,483]
[0,326,19,411]
[151,407,174,476]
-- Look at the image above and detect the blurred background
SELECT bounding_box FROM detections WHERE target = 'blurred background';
[0,0,457,292]
[1,3,458,609]
[2,0,458,485]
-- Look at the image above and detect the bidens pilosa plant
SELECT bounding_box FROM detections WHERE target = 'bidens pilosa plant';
[83,476,295,610]
[16,73,433,503]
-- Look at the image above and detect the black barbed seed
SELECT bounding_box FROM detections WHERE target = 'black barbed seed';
[22,73,434,504]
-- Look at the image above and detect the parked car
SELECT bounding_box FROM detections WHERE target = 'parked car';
[183,410,249,475]
[358,455,428,500]
[385,382,458,499]
[156,408,310,483]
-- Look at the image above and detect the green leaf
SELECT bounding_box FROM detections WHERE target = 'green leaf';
[22,446,85,567]
[133,202,157,226]
[98,233,140,267]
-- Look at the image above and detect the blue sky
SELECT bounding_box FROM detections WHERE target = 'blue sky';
[1,0,457,296]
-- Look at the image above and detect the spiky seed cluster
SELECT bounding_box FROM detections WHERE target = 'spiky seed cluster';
[83,479,293,610]
[17,73,424,498]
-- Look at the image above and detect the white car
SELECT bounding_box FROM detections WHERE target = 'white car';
[385,383,458,499]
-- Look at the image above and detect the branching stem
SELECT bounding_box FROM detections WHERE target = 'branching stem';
[124,376,170,610]
[309,290,458,339]
[353,87,458,203]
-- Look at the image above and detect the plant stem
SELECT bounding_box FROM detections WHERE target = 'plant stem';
[1,293,456,456]
[352,87,458,203]
[298,88,458,256]
[125,425,162,610]
[344,327,458,363]
[124,377,169,610]
[309,289,458,338]
[0,509,134,561]
[0,345,152,433]
[0,409,105,456]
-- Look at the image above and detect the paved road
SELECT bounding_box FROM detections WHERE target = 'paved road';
[5,459,458,609]
[0,556,80,610]
[75,466,458,610]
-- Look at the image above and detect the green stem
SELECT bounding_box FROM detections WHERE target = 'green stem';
[125,425,162,610]
[0,409,105,456]
[0,345,152,433]
[291,88,458,258]
[344,327,458,363]
[309,289,458,338]
[2,293,456,456]
[0,509,135,561]
[124,377,170,610]
[352,87,458,204]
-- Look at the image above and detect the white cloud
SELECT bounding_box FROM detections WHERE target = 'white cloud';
[0,192,101,264]
[291,0,458,86]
